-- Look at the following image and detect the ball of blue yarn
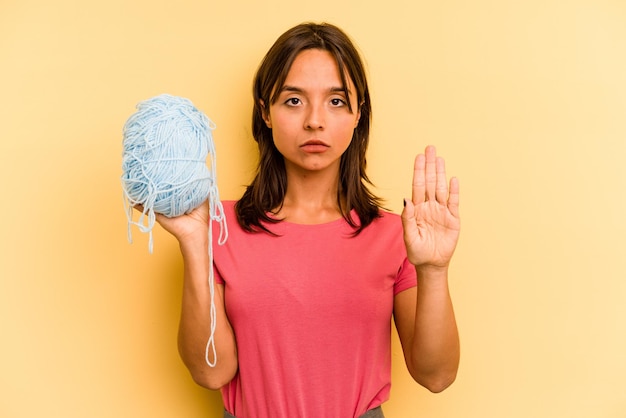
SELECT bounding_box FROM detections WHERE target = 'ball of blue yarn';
[122,94,227,367]
[121,94,215,218]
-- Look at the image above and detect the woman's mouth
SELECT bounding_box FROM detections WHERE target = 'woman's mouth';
[300,140,329,153]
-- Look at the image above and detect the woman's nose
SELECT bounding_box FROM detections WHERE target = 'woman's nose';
[304,103,325,130]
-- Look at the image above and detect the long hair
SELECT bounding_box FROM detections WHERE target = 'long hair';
[236,22,382,234]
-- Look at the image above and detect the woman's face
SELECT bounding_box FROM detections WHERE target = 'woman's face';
[262,49,361,176]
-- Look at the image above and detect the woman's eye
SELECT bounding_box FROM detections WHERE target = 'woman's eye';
[286,98,301,106]
[331,98,346,106]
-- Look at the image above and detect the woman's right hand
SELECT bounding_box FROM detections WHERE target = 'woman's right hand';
[135,201,210,244]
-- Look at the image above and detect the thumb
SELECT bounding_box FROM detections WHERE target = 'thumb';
[400,198,415,231]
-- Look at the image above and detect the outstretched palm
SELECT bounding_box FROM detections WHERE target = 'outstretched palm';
[401,146,460,269]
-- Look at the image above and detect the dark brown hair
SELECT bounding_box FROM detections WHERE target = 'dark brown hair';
[236,22,382,234]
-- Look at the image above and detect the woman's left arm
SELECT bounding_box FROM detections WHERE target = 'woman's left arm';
[394,145,461,393]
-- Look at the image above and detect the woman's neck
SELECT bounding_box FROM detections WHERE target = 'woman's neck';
[274,166,344,224]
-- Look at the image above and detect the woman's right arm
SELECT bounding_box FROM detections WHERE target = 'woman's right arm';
[154,202,238,390]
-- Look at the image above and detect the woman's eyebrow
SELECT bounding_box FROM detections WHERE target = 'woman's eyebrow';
[278,85,349,94]
[279,85,304,93]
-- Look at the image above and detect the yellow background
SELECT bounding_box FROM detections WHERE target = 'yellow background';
[1,0,625,416]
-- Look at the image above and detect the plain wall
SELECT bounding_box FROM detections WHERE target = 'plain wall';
[1,0,625,416]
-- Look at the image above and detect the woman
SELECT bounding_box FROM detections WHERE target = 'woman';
[155,22,460,418]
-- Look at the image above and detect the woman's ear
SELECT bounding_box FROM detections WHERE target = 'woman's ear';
[354,102,363,129]
[260,100,272,128]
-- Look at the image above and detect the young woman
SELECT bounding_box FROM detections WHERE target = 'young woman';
[154,22,460,418]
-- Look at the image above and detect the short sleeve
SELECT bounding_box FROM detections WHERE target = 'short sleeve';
[213,264,225,285]
[394,257,417,295]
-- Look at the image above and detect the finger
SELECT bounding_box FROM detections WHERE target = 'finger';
[424,145,437,201]
[412,154,426,204]
[448,177,460,218]
[154,211,168,224]
[435,156,448,204]
[400,198,416,234]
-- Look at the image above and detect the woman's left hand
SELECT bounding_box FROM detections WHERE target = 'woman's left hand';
[401,146,460,270]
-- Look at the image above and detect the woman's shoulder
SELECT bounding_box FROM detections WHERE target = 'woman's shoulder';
[214,199,237,228]
[218,199,239,224]
[217,199,275,236]
[375,208,402,223]
[360,207,403,234]
[220,199,237,212]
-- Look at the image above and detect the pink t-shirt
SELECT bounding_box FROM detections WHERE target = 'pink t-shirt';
[213,201,417,418]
